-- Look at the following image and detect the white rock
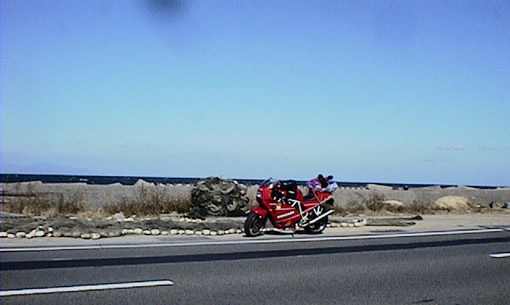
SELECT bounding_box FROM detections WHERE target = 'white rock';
[218,230,225,235]
[91,233,101,240]
[178,230,185,235]
[134,228,143,234]
[185,229,194,235]
[48,227,54,232]
[112,212,126,221]
[53,232,62,237]
[143,230,151,235]
[151,229,160,235]
[81,233,91,239]
[0,232,8,238]
[170,229,178,235]
[327,224,332,228]
[8,234,16,239]
[228,229,236,234]
[236,229,242,234]
[348,223,355,227]
[128,229,135,234]
[121,229,128,235]
[354,222,361,227]
[341,223,348,227]
[195,231,202,235]
[46,233,53,237]
[161,231,169,235]
[202,229,211,235]
[16,232,26,238]
[360,218,367,225]
[35,230,45,237]
[123,217,134,222]
[210,231,217,236]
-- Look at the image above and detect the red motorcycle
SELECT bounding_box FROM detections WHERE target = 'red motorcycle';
[244,178,336,237]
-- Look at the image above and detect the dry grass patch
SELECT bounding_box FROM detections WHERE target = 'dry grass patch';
[104,184,191,216]
[405,200,434,214]
[1,192,84,217]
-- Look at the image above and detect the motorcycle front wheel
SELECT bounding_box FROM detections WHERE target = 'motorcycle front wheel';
[244,212,266,237]
[304,215,328,234]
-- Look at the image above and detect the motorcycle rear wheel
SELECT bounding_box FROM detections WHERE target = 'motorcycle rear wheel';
[304,215,328,234]
[244,212,266,237]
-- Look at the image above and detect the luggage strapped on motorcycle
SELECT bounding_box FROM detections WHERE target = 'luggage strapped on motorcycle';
[306,175,338,204]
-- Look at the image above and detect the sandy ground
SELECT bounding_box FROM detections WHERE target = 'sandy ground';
[400,213,510,231]
[329,213,510,233]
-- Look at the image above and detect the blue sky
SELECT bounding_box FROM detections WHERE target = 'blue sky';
[1,0,509,186]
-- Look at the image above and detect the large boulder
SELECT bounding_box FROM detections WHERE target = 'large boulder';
[190,177,250,217]
[433,196,472,211]
[382,200,406,212]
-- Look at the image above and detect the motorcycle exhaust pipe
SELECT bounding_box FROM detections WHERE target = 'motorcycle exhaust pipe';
[303,209,334,226]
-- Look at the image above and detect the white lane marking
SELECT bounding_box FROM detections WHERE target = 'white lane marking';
[489,252,510,258]
[0,228,504,252]
[0,280,174,297]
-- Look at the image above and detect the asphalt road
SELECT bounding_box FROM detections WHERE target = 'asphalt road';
[1,229,510,305]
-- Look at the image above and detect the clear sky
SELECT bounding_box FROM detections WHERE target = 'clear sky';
[1,0,509,186]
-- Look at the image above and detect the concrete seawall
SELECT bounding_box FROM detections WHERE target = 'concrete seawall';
[0,180,192,211]
[1,180,509,212]
[329,184,510,209]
